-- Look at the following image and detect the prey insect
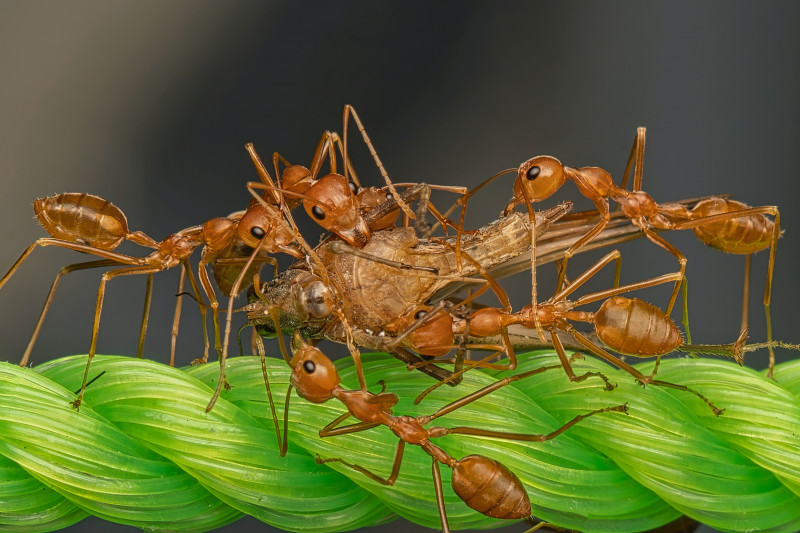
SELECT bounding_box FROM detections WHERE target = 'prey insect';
[270,331,628,532]
[244,202,585,380]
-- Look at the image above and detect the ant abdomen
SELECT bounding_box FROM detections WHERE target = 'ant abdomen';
[691,198,774,254]
[451,454,531,519]
[34,193,128,250]
[595,296,682,356]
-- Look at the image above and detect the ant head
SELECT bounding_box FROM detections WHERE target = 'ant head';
[237,200,300,255]
[237,201,278,249]
[304,173,370,247]
[289,331,340,403]
[514,156,567,202]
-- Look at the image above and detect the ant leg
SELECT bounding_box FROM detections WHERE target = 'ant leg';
[319,411,381,437]
[552,250,622,302]
[412,348,512,406]
[741,254,751,336]
[182,261,210,364]
[616,126,647,195]
[549,326,616,391]
[19,259,122,367]
[443,402,629,442]
[567,327,724,416]
[197,255,223,360]
[137,273,154,358]
[74,265,163,410]
[253,332,292,456]
[0,238,143,292]
[208,234,271,412]
[555,205,611,293]
[169,264,187,366]
[327,131,361,186]
[431,460,450,533]
[674,205,780,375]
[342,105,415,220]
[425,360,624,425]
[245,143,281,205]
[640,227,686,312]
[316,439,406,486]
[571,271,683,307]
[632,127,646,192]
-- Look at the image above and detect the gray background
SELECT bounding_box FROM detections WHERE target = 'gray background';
[1,1,798,532]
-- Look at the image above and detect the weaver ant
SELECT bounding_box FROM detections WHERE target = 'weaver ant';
[506,128,780,373]
[260,330,627,532]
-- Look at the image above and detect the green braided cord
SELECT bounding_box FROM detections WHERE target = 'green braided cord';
[0,352,798,532]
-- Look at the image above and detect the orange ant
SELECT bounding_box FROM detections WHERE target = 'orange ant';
[504,128,780,357]
[249,105,467,248]
[265,330,627,532]
[0,178,308,409]
[395,249,760,415]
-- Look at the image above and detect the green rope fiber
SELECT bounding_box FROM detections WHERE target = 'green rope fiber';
[0,352,798,533]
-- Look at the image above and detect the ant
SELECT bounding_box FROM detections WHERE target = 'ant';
[396,249,768,415]
[265,330,628,532]
[0,171,308,409]
[249,105,467,248]
[506,128,780,373]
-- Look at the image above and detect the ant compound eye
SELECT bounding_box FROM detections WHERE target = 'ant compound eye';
[348,181,358,194]
[311,205,326,220]
[250,226,266,239]
[303,360,316,373]
[526,165,541,180]
[385,192,394,201]
[415,309,427,320]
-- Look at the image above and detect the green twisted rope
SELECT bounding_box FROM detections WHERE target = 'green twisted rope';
[1,351,799,532]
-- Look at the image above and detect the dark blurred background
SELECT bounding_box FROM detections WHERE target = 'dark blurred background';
[1,1,798,532]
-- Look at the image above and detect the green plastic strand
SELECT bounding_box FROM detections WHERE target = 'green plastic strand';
[0,352,795,532]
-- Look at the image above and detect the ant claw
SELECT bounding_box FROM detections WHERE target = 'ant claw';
[713,407,726,416]
[223,379,232,392]
[604,381,617,391]
[190,358,207,366]
[70,398,82,411]
[314,453,325,465]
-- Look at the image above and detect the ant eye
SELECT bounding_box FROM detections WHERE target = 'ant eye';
[303,360,316,373]
[250,226,266,239]
[526,166,541,180]
[348,181,358,194]
[415,309,427,320]
[385,192,393,201]
[311,205,326,220]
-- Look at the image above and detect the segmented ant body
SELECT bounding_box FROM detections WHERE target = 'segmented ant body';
[654,195,780,374]
[393,249,740,414]
[277,331,627,532]
[248,106,466,249]
[0,187,304,409]
[505,128,780,358]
